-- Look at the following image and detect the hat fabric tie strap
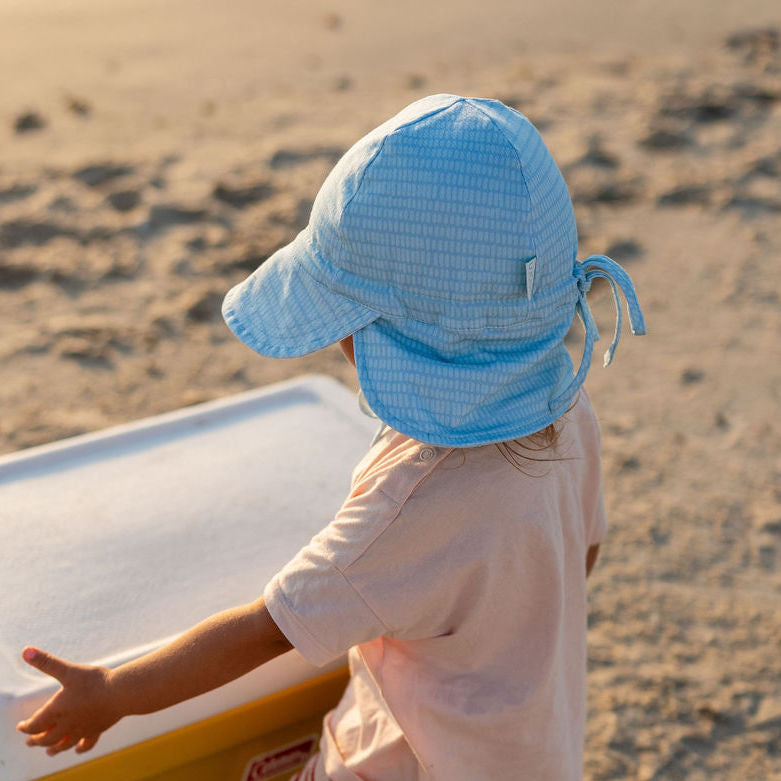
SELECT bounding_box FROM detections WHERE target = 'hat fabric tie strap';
[550,254,646,414]
[578,254,647,360]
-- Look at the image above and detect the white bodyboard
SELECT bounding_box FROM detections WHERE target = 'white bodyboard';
[0,376,375,780]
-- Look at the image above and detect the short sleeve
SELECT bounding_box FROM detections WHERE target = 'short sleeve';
[264,548,389,667]
[263,474,402,667]
[263,437,457,664]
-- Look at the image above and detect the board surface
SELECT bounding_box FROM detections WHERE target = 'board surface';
[0,376,376,780]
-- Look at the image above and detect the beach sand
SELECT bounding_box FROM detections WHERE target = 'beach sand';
[1,1,780,777]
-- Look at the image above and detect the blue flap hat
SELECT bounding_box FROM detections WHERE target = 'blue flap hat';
[222,94,646,447]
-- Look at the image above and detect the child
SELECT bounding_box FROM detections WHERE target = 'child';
[17,94,644,779]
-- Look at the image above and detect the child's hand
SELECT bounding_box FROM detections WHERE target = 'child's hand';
[16,647,121,757]
[16,597,290,758]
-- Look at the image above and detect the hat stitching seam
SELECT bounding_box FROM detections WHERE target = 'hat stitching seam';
[339,97,464,222]
[465,98,539,285]
[316,97,548,327]
[337,98,482,286]
[302,244,575,333]
[340,135,390,222]
[303,258,556,334]
[306,232,579,332]
[306,231,510,330]
[340,452,455,583]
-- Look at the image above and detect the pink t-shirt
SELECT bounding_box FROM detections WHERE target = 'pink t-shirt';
[265,388,607,780]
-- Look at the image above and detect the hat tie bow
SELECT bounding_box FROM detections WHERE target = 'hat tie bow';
[550,254,646,414]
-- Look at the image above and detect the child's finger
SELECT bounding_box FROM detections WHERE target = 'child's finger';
[26,725,67,748]
[75,735,100,754]
[21,647,72,684]
[46,735,79,756]
[17,705,56,736]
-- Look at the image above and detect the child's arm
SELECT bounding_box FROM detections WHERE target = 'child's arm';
[16,596,292,757]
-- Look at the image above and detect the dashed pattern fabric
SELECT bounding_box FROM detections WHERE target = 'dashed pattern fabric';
[222,232,378,358]
[222,94,645,446]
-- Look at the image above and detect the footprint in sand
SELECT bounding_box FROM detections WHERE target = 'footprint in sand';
[604,239,644,263]
[14,111,47,134]
[268,146,345,170]
[72,163,135,188]
[564,139,641,207]
[0,218,80,249]
[142,204,211,237]
[64,95,91,117]
[657,84,740,124]
[0,183,37,205]
[653,82,778,143]
[742,152,780,179]
[725,27,780,68]
[656,185,712,207]
[180,287,226,323]
[723,193,781,217]
[574,135,620,170]
[53,321,134,367]
[680,368,705,385]
[723,151,781,217]
[641,76,779,157]
[48,196,78,213]
[639,123,693,152]
[0,262,37,289]
[212,178,274,209]
[106,189,142,212]
[212,225,294,275]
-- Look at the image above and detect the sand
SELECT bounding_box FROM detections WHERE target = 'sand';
[1,1,780,778]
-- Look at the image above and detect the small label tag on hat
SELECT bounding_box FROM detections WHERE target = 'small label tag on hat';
[525,257,537,300]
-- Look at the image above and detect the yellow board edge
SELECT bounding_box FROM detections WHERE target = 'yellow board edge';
[35,667,349,781]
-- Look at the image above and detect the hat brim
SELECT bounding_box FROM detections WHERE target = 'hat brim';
[222,229,381,358]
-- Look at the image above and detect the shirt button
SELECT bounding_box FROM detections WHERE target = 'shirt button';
[419,447,436,462]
